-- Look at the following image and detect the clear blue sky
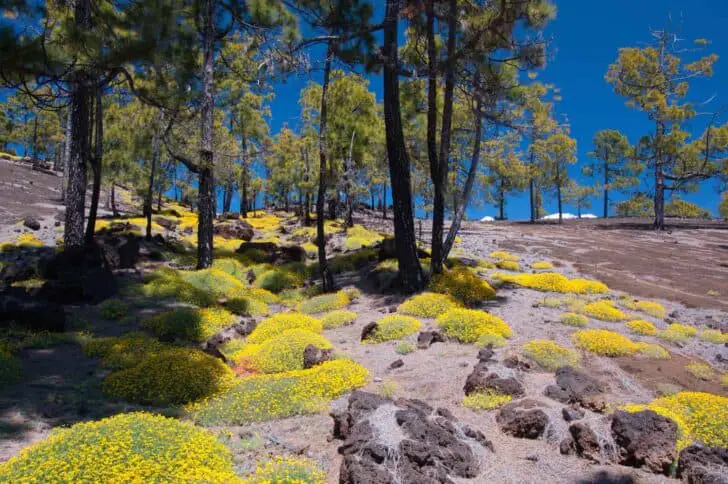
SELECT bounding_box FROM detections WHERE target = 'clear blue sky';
[261,0,728,220]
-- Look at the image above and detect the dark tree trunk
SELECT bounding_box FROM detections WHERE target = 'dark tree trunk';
[429,0,457,275]
[222,181,233,213]
[302,145,312,226]
[383,0,424,292]
[344,130,355,227]
[442,91,483,260]
[64,0,91,248]
[316,41,335,292]
[31,115,39,165]
[556,162,563,224]
[240,138,248,218]
[197,0,215,269]
[381,182,387,220]
[85,85,103,245]
[603,160,609,218]
[145,123,160,241]
[499,178,505,220]
[110,184,118,216]
[654,164,665,230]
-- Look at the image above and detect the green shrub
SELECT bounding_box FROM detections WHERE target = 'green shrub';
[224,296,269,316]
[247,313,323,344]
[97,299,129,320]
[397,292,461,318]
[436,308,511,343]
[211,257,248,280]
[254,269,302,294]
[102,348,236,406]
[363,315,422,343]
[395,342,415,355]
[180,268,247,299]
[636,343,670,359]
[560,312,589,327]
[138,269,216,307]
[476,333,508,348]
[657,323,697,343]
[245,456,325,483]
[83,333,168,370]
[699,329,728,344]
[321,310,357,329]
[495,260,521,271]
[0,413,240,482]
[296,291,350,315]
[0,347,21,387]
[142,307,236,342]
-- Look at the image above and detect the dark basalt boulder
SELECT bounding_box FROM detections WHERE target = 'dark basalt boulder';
[496,399,549,439]
[37,244,117,304]
[23,216,41,230]
[560,423,601,462]
[303,344,333,369]
[677,444,728,484]
[417,330,447,349]
[214,219,254,241]
[544,366,606,411]
[611,410,678,475]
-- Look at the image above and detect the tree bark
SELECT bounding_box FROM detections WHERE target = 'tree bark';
[442,92,483,260]
[222,181,233,213]
[240,136,248,218]
[64,0,91,248]
[197,0,215,269]
[654,164,665,230]
[110,184,118,216]
[556,162,563,224]
[316,41,335,292]
[344,130,355,227]
[383,0,424,292]
[603,159,609,218]
[381,181,387,219]
[302,145,312,226]
[85,85,103,244]
[430,0,457,275]
[145,122,160,241]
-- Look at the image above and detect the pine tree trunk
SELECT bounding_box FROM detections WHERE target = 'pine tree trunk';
[557,162,563,224]
[383,0,424,292]
[442,93,483,260]
[316,41,335,292]
[603,160,609,218]
[197,0,215,269]
[31,115,39,165]
[381,182,387,220]
[64,0,91,248]
[240,140,248,218]
[222,181,233,213]
[110,184,118,216]
[429,0,457,276]
[145,124,159,241]
[654,165,665,230]
[344,130,355,227]
[85,86,103,244]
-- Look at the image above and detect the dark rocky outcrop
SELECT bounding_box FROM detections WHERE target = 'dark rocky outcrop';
[496,399,549,439]
[360,322,378,342]
[0,287,65,332]
[214,219,254,241]
[464,370,525,398]
[303,344,333,369]
[544,366,606,411]
[560,423,601,462]
[37,244,117,304]
[677,445,728,484]
[335,392,488,483]
[417,331,447,349]
[154,216,178,231]
[97,234,140,269]
[202,319,258,361]
[562,406,585,422]
[23,216,41,230]
[611,410,678,475]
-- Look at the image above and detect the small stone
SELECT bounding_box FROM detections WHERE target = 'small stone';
[389,359,404,369]
[373,377,383,383]
[459,362,469,367]
[525,454,539,462]
[562,406,585,422]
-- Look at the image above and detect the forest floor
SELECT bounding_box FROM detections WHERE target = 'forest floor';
[1,170,727,483]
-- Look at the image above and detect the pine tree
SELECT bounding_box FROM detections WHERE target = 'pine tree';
[587,129,640,218]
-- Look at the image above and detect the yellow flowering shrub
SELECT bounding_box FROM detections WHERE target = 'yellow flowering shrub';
[492,272,609,294]
[462,390,512,411]
[142,307,236,342]
[583,300,628,321]
[297,290,350,314]
[188,359,369,426]
[97,298,129,320]
[635,342,670,359]
[343,225,384,251]
[489,250,519,261]
[246,213,282,231]
[397,292,461,318]
[429,267,496,304]
[625,319,658,336]
[247,313,323,344]
[621,298,667,319]
[0,412,241,482]
[722,373,728,387]
[321,310,357,329]
[241,287,280,304]
[657,323,697,343]
[560,312,589,327]
[363,315,422,343]
[103,347,236,406]
[532,261,554,270]
[436,308,512,343]
[244,456,325,484]
[685,362,715,381]
[16,232,44,248]
[572,329,638,356]
[254,269,303,293]
[647,392,728,447]
[302,242,318,258]
[700,329,728,344]
[181,268,247,299]
[83,333,168,370]
[212,257,248,280]
[138,268,217,307]
[231,329,333,373]
[522,340,580,370]
[225,296,269,316]
[476,333,508,348]
[495,260,521,271]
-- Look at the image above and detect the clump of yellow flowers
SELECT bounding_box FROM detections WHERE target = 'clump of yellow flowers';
[522,340,580,371]
[495,260,521,271]
[572,329,638,356]
[397,292,462,318]
[429,267,497,304]
[343,224,385,251]
[244,456,325,483]
[625,319,658,336]
[489,250,520,261]
[188,359,369,426]
[620,298,667,319]
[231,329,333,373]
[492,272,609,295]
[363,315,422,343]
[657,323,697,343]
[321,310,357,329]
[583,299,628,322]
[297,290,351,314]
[532,261,554,270]
[0,413,241,482]
[436,308,512,344]
[462,390,512,411]
[142,306,236,342]
[560,312,589,327]
[247,313,323,344]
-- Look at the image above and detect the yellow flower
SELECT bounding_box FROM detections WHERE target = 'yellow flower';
[436,308,512,343]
